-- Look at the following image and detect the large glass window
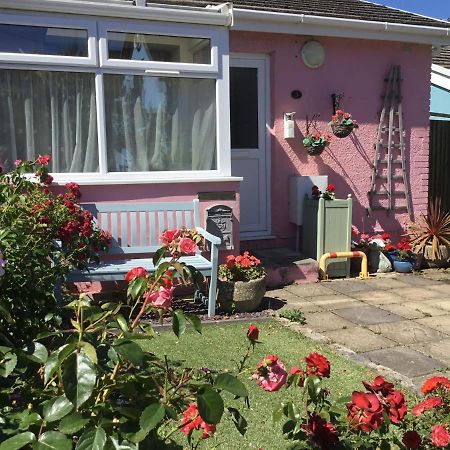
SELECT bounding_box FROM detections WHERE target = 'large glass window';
[104,74,216,171]
[0,24,88,56]
[0,70,98,172]
[107,32,210,64]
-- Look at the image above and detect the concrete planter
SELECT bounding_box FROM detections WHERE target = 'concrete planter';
[217,276,266,313]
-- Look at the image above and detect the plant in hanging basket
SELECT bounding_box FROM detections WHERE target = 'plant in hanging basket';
[302,131,332,156]
[329,109,359,138]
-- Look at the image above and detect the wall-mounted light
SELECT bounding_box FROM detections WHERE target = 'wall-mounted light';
[284,112,296,139]
[301,40,325,69]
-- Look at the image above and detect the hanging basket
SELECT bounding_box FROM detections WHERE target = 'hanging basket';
[331,123,354,138]
[305,143,326,156]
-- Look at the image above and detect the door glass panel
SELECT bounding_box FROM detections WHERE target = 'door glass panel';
[0,24,88,56]
[107,32,210,64]
[230,67,258,149]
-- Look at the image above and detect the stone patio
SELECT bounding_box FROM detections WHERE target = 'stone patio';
[266,269,450,389]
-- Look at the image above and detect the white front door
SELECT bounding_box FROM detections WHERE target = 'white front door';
[230,54,271,239]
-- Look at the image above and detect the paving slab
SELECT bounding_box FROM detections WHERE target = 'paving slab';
[360,346,446,378]
[415,315,450,334]
[395,287,444,302]
[326,326,397,353]
[333,304,404,325]
[378,303,427,320]
[423,299,450,313]
[393,274,445,287]
[325,279,374,295]
[285,283,337,298]
[428,284,450,296]
[279,298,325,314]
[363,277,411,290]
[411,370,450,392]
[368,320,447,345]
[410,338,450,366]
[350,290,407,305]
[404,301,449,317]
[299,311,354,332]
[304,295,360,311]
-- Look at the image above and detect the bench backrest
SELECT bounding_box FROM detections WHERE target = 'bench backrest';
[82,199,201,255]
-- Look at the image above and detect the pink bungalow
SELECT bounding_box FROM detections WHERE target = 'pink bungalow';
[0,0,449,281]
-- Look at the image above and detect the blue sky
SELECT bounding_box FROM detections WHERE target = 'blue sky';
[377,0,450,20]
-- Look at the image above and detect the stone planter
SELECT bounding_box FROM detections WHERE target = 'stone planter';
[418,244,450,269]
[393,260,414,273]
[217,276,266,313]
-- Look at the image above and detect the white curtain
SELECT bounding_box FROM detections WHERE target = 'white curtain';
[105,74,216,172]
[0,70,98,173]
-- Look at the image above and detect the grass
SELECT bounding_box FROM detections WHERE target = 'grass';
[141,320,381,450]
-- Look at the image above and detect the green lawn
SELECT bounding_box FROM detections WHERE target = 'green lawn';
[142,320,382,449]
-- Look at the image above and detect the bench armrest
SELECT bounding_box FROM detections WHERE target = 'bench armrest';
[196,227,222,246]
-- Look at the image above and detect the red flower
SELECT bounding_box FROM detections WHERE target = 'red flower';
[347,392,384,432]
[254,355,287,392]
[384,243,395,251]
[411,396,443,416]
[303,413,339,450]
[421,376,450,395]
[335,109,344,116]
[161,229,181,246]
[179,237,197,255]
[431,425,450,447]
[290,366,305,387]
[65,182,81,199]
[37,154,51,165]
[381,232,391,241]
[226,255,235,269]
[326,184,335,193]
[305,353,330,378]
[125,267,148,283]
[247,325,259,342]
[402,430,421,449]
[386,390,407,424]
[240,257,251,267]
[362,376,394,396]
[180,403,216,439]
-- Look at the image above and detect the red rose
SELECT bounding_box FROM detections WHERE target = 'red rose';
[347,391,384,432]
[161,229,181,246]
[326,184,335,193]
[37,154,51,165]
[125,267,148,282]
[290,366,305,387]
[402,431,421,449]
[179,237,197,255]
[411,396,443,416]
[386,390,407,424]
[180,403,216,439]
[362,375,394,396]
[421,376,450,394]
[305,353,330,378]
[303,413,339,449]
[431,425,450,448]
[254,355,287,392]
[247,325,259,342]
[144,285,174,310]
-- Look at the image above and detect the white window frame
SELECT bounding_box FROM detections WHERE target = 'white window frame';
[0,14,232,184]
[0,13,97,66]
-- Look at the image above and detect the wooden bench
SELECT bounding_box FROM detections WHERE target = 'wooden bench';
[67,199,221,317]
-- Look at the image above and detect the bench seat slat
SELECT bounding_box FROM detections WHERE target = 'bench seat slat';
[67,255,213,282]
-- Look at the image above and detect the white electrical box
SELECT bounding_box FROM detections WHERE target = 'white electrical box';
[289,175,328,225]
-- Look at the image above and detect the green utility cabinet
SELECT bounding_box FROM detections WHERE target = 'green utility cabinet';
[302,195,352,278]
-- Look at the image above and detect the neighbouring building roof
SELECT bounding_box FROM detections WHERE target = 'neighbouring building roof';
[147,0,450,29]
[433,46,450,69]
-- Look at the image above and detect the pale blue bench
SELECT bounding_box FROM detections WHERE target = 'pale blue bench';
[67,199,221,317]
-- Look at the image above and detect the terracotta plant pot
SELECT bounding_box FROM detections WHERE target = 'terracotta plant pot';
[419,244,450,269]
[217,276,266,313]
[393,260,414,273]
[331,123,354,138]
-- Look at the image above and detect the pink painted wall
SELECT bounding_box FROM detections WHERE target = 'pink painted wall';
[231,31,431,248]
[57,182,241,255]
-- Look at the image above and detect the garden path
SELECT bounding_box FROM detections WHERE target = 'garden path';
[266,270,450,390]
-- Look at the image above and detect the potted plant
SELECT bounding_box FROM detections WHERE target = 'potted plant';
[311,184,335,200]
[329,109,359,138]
[407,198,450,268]
[303,131,332,156]
[217,251,266,312]
[390,237,416,273]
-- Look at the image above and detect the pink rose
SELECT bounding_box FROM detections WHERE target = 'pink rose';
[352,225,360,236]
[161,229,181,246]
[144,285,174,310]
[254,355,287,392]
[14,159,22,166]
[37,154,51,165]
[179,237,197,255]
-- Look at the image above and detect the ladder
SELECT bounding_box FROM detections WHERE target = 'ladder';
[368,65,412,218]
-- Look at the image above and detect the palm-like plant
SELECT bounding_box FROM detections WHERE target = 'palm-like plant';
[408,198,450,260]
